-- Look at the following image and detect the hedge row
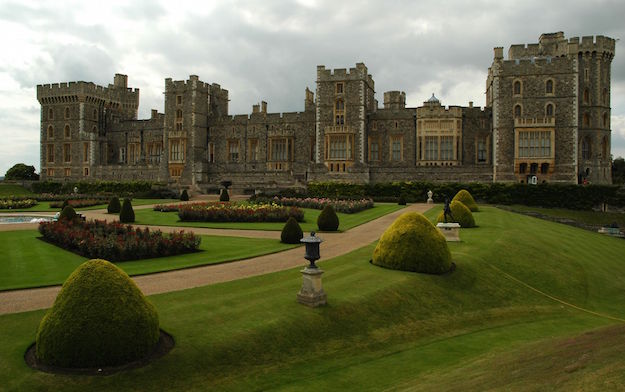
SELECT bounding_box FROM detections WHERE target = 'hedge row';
[306,182,625,210]
[32,181,155,195]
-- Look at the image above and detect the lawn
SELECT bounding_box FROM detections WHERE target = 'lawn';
[0,183,34,197]
[0,206,624,390]
[0,199,177,212]
[135,203,405,232]
[503,204,625,228]
[0,230,295,290]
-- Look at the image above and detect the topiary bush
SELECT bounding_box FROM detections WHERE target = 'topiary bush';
[180,189,189,201]
[60,199,69,210]
[281,216,304,244]
[35,259,159,368]
[372,212,452,274]
[58,206,77,221]
[452,189,478,212]
[119,198,135,223]
[317,205,339,231]
[107,196,121,214]
[219,189,230,202]
[398,194,407,205]
[436,200,476,228]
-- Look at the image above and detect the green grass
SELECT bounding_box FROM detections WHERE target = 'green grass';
[0,230,295,290]
[504,204,625,227]
[0,199,177,212]
[1,206,624,390]
[135,203,405,232]
[0,183,34,197]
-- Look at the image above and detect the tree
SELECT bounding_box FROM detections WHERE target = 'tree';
[612,157,625,184]
[4,163,39,181]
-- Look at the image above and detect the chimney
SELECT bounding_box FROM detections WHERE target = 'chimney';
[261,101,267,113]
[151,109,158,118]
[469,101,473,108]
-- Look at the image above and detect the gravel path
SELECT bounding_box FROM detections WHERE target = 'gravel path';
[0,203,431,315]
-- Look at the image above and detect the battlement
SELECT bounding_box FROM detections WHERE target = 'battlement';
[37,77,139,103]
[383,91,406,110]
[500,55,574,74]
[506,33,616,60]
[165,75,210,91]
[568,35,615,56]
[317,62,375,85]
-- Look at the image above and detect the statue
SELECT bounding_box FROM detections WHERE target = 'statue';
[443,197,454,223]
[427,190,434,204]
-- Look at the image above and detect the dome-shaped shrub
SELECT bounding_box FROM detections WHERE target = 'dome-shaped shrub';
[107,196,121,214]
[317,205,339,231]
[452,189,478,212]
[36,259,159,368]
[281,216,303,244]
[398,194,407,206]
[372,212,452,274]
[119,198,135,223]
[180,189,189,201]
[437,200,476,228]
[219,189,230,202]
[59,205,77,221]
[60,200,69,210]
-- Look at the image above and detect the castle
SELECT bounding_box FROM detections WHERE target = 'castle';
[37,32,615,192]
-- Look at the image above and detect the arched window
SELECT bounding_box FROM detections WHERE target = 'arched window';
[47,125,54,139]
[540,163,549,174]
[176,109,183,119]
[602,113,608,128]
[48,108,54,120]
[546,104,554,116]
[335,99,344,111]
[583,88,590,104]
[583,113,590,127]
[93,108,98,120]
[513,81,521,95]
[545,80,553,94]
[582,137,591,159]
[64,125,70,138]
[64,107,70,119]
[334,98,345,125]
[514,105,522,117]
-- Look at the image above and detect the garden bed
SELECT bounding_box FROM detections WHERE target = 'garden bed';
[265,196,374,214]
[38,219,201,262]
[49,199,102,209]
[0,198,38,209]
[157,202,305,223]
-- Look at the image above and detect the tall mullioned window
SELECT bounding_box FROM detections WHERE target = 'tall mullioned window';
[478,140,487,163]
[176,109,183,131]
[369,138,379,161]
[439,136,453,160]
[582,137,591,160]
[334,99,345,125]
[391,136,403,161]
[513,81,521,95]
[47,144,55,163]
[518,131,551,158]
[248,139,259,161]
[170,139,184,162]
[425,136,438,160]
[227,140,239,162]
[270,138,289,161]
[514,105,522,117]
[63,144,71,163]
[546,104,554,116]
[326,134,354,160]
[545,80,554,94]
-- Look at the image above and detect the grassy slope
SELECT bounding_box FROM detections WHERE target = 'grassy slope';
[1,207,624,390]
[0,230,295,290]
[0,199,177,212]
[134,203,404,232]
[0,184,34,197]
[505,204,625,227]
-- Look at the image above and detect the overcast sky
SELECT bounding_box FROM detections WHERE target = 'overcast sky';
[1,0,624,176]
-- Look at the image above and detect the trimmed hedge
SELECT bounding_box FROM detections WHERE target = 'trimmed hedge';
[36,259,159,367]
[307,182,625,210]
[59,206,77,221]
[119,198,135,223]
[372,212,452,274]
[281,217,304,244]
[180,189,189,201]
[219,189,230,202]
[32,180,154,195]
[452,189,478,212]
[317,205,339,231]
[436,200,476,228]
[0,198,37,209]
[178,202,304,223]
[107,197,121,213]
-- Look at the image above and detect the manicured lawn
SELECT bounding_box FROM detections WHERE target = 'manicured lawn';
[503,204,625,227]
[0,198,177,212]
[1,206,624,390]
[0,183,34,197]
[0,230,296,290]
[135,203,405,232]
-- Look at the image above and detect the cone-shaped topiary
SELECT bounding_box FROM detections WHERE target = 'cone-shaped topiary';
[436,200,476,228]
[281,216,304,244]
[119,198,135,223]
[398,194,407,205]
[35,259,159,368]
[317,205,339,231]
[219,189,230,202]
[452,189,478,212]
[59,205,77,221]
[107,196,121,214]
[180,189,189,201]
[373,212,452,274]
[60,199,69,210]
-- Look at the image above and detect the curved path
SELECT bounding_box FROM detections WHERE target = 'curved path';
[0,203,431,315]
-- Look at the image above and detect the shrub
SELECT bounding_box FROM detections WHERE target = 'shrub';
[317,205,339,231]
[452,189,478,212]
[436,200,476,228]
[0,198,37,209]
[59,206,77,221]
[119,198,135,223]
[60,199,69,210]
[177,202,304,222]
[180,189,189,201]
[36,259,159,368]
[281,217,304,244]
[50,199,101,209]
[107,196,121,213]
[5,163,39,181]
[372,212,452,274]
[398,194,407,205]
[219,189,230,202]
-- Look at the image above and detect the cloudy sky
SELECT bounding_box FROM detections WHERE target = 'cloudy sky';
[0,0,624,175]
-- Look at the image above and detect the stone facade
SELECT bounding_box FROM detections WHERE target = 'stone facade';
[37,32,615,191]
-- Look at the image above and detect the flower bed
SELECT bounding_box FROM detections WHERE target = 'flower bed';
[270,196,374,214]
[49,199,103,209]
[177,202,304,222]
[0,198,38,209]
[38,219,201,262]
[35,193,110,202]
[153,203,182,212]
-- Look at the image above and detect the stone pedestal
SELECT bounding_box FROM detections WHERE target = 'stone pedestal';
[436,222,461,242]
[297,267,327,307]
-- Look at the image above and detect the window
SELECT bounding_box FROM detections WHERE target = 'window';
[394,121,398,129]
[602,88,608,104]
[513,80,521,95]
[541,163,549,174]
[530,163,538,174]
[93,108,97,120]
[477,139,487,163]
[602,113,608,128]
[369,138,379,161]
[64,107,70,119]
[83,142,89,163]
[63,143,71,163]
[47,144,55,163]
[334,99,345,125]
[176,95,182,105]
[270,138,290,161]
[546,104,554,117]
[581,137,591,159]
[518,131,551,158]
[176,109,183,131]
[584,68,589,81]
[602,136,608,159]
[170,139,184,162]
[47,125,54,139]
[425,136,438,160]
[129,143,140,164]
[335,82,344,94]
[372,120,377,130]
[391,136,403,161]
[440,136,453,160]
[545,80,554,94]
[64,168,71,177]
[207,142,214,163]
[48,108,53,120]
[514,105,522,117]
[83,167,89,176]
[248,139,259,161]
[583,113,590,127]
[583,89,590,104]
[326,134,354,160]
[47,168,54,177]
[169,167,182,177]
[64,125,70,139]
[227,139,239,162]
[119,147,126,163]
[519,163,527,174]
[147,142,162,164]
